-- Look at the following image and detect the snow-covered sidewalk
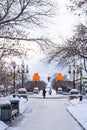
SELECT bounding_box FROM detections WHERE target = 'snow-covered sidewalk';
[66,98,87,130]
[1,94,87,130]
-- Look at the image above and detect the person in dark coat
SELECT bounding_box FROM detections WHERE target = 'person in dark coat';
[43,89,46,98]
[49,89,52,95]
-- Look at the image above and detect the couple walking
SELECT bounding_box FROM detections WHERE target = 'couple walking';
[42,88,52,98]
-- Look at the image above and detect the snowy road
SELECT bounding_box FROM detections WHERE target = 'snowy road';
[8,99,83,130]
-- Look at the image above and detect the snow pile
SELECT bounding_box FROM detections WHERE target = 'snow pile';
[0,97,10,105]
[18,88,27,92]
[19,97,29,114]
[0,121,8,130]
[66,98,87,129]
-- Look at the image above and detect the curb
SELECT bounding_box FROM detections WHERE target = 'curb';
[66,108,86,130]
[28,95,69,99]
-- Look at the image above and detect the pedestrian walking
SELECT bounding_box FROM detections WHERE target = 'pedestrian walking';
[43,89,46,98]
[49,89,52,95]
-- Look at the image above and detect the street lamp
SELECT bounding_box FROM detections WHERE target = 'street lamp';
[11,61,16,93]
[69,62,83,101]
[79,62,83,101]
[68,64,76,89]
[17,61,29,88]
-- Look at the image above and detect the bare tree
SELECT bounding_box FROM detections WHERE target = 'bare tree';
[0,0,56,89]
[0,0,54,40]
[0,60,12,85]
[0,38,31,60]
[67,0,87,16]
[45,24,87,72]
[0,0,55,61]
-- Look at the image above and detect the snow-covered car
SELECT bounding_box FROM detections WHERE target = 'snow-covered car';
[57,87,63,94]
[33,87,39,94]
[70,89,79,95]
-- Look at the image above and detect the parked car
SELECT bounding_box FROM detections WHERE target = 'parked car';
[33,87,39,94]
[57,87,63,94]
[70,89,79,95]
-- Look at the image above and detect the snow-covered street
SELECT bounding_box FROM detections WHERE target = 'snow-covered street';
[7,98,82,130]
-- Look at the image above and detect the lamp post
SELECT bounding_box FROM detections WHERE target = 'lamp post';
[79,62,83,101]
[17,61,29,88]
[11,61,16,93]
[32,73,40,88]
[73,64,76,89]
[68,64,76,89]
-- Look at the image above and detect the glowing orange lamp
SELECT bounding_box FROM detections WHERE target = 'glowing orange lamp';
[32,73,40,80]
[56,73,64,81]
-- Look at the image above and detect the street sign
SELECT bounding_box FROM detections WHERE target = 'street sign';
[81,77,85,80]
